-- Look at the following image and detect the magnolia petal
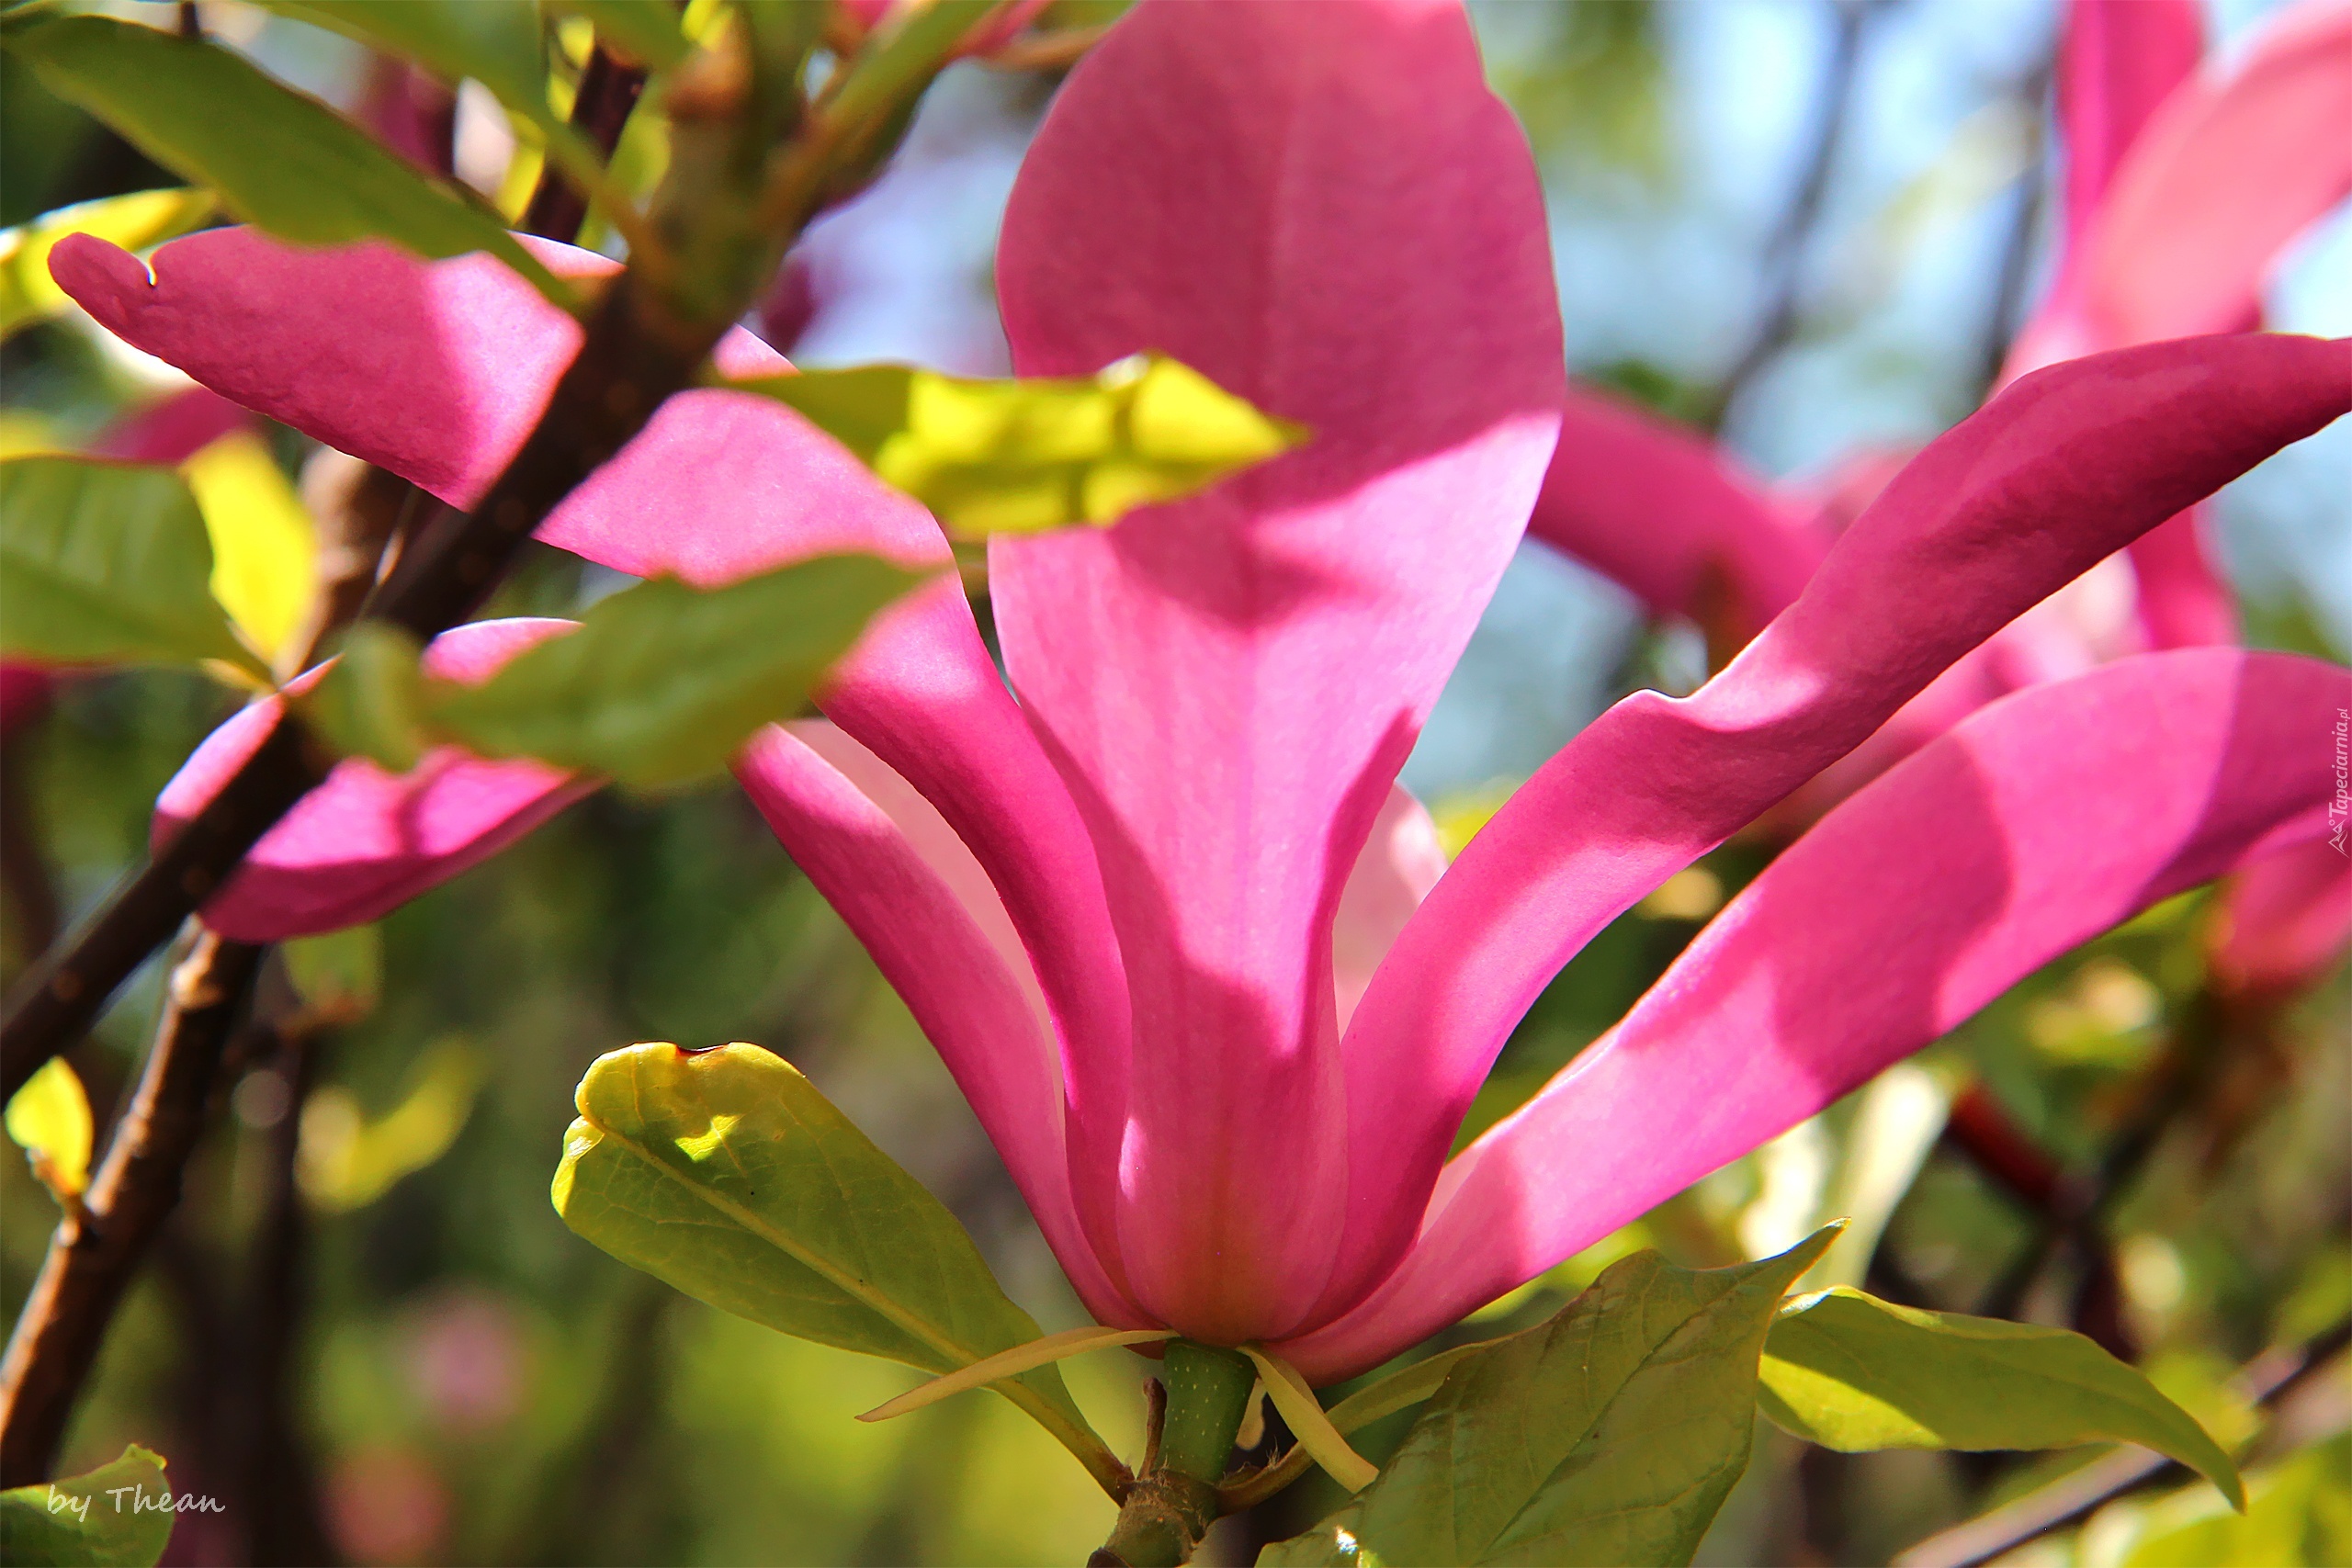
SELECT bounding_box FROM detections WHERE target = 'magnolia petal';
[1320,333,2352,1327]
[89,385,253,465]
[1528,384,1828,649]
[157,618,590,940]
[1332,785,1449,1034]
[2212,839,2352,997]
[992,0,1565,1341]
[1287,649,2351,1381]
[55,224,1137,1275]
[2074,0,2352,349]
[731,724,1138,1325]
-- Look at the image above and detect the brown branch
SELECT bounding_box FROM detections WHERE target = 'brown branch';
[521,44,651,245]
[0,930,264,1484]
[1703,0,1880,432]
[1894,1315,2352,1568]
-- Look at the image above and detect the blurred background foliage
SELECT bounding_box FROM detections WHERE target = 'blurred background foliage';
[1,1,2345,1564]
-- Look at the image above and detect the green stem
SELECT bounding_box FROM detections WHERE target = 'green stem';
[1091,1341,1254,1568]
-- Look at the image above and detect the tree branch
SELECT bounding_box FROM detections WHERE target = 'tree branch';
[1704,0,1879,432]
[1894,1315,2352,1568]
[0,929,264,1484]
[520,43,651,245]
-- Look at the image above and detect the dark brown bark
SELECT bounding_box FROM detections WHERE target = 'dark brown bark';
[520,44,651,245]
[0,931,264,1484]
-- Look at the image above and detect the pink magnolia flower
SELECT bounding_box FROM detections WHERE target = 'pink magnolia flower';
[53,1,2352,1379]
[1527,0,2352,987]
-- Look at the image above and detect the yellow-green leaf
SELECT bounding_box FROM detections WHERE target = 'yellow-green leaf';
[729,353,1309,538]
[299,1038,481,1213]
[1758,1286,2244,1508]
[1261,1230,1840,1568]
[0,188,214,341]
[548,0,692,69]
[5,1056,93,1200]
[0,455,266,682]
[0,1445,173,1568]
[303,623,429,774]
[1,14,571,310]
[180,431,318,667]
[426,554,922,789]
[552,1041,1123,1495]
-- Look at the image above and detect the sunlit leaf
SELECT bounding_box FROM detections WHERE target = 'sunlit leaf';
[180,432,318,668]
[0,14,569,309]
[427,555,922,789]
[5,1056,93,1201]
[302,622,429,774]
[281,924,383,1027]
[1757,1287,2244,1507]
[299,1038,481,1212]
[0,456,266,681]
[0,188,214,341]
[249,1,622,220]
[729,353,1309,537]
[552,1042,1119,1490]
[0,1445,173,1568]
[1261,1230,1839,1567]
[549,0,692,69]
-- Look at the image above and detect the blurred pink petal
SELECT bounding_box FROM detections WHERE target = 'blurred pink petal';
[157,619,592,940]
[1285,649,2351,1380]
[1527,384,1829,647]
[733,721,1140,1322]
[993,0,1564,1340]
[2212,839,2352,996]
[1319,333,2352,1322]
[2071,0,2352,350]
[0,664,54,736]
[1332,786,1449,1035]
[88,384,254,465]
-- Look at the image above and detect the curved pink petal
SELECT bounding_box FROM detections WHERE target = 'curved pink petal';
[1527,384,1829,649]
[55,224,1137,1271]
[2212,839,2352,996]
[991,0,1565,1341]
[157,619,591,940]
[2071,0,2352,350]
[1333,786,1448,1035]
[1287,649,2351,1380]
[1319,332,2352,1326]
[89,386,254,465]
[732,723,1139,1325]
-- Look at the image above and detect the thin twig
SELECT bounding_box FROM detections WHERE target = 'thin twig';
[1894,1316,2352,1568]
[520,43,652,254]
[1704,0,1878,432]
[1972,60,2053,398]
[0,931,264,1484]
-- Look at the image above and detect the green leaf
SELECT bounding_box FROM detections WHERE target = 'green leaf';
[5,1055,92,1200]
[548,0,691,69]
[303,623,429,773]
[0,456,265,680]
[1757,1286,2244,1507]
[729,354,1309,538]
[249,1,626,224]
[551,1042,1121,1493]
[0,187,213,341]
[427,555,922,789]
[1,14,569,309]
[0,1445,174,1567]
[1261,1230,1840,1568]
